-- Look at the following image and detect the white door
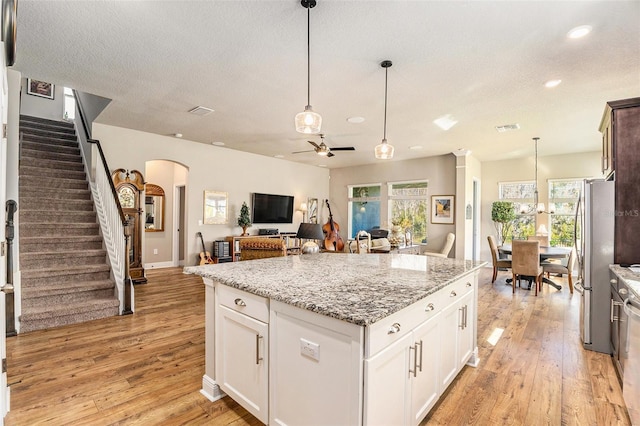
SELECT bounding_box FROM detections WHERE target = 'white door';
[0,59,10,424]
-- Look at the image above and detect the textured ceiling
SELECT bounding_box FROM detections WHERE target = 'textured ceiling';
[13,0,640,169]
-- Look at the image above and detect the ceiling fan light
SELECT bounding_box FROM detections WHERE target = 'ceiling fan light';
[375,139,394,160]
[295,105,322,134]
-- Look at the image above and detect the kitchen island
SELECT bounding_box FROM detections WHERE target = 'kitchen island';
[185,253,486,425]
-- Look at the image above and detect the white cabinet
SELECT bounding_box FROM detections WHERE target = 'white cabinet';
[439,280,475,391]
[410,313,441,424]
[215,286,269,424]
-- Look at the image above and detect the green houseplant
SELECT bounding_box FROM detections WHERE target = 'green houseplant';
[491,201,516,246]
[237,202,251,236]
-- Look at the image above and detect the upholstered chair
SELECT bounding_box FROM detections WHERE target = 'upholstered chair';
[511,240,544,296]
[542,247,576,293]
[423,233,455,258]
[355,230,372,254]
[239,238,287,261]
[488,235,511,283]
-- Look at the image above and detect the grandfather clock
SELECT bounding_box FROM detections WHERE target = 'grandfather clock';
[112,169,147,284]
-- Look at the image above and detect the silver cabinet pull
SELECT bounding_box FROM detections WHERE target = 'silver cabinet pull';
[425,303,435,312]
[619,288,628,296]
[416,340,423,373]
[463,305,468,329]
[450,291,457,297]
[466,282,472,287]
[611,299,622,322]
[256,334,263,364]
[234,298,246,306]
[409,344,418,377]
[388,323,401,334]
[459,306,464,329]
[610,278,618,285]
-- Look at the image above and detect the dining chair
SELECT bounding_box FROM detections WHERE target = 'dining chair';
[542,247,576,293]
[355,230,372,254]
[527,235,550,246]
[511,240,544,296]
[488,235,511,283]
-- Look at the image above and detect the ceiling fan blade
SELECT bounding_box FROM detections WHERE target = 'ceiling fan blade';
[307,140,321,150]
[291,149,314,154]
[328,146,355,151]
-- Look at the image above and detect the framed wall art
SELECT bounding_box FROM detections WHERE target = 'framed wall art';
[204,190,228,224]
[307,198,318,224]
[27,78,54,99]
[431,195,455,224]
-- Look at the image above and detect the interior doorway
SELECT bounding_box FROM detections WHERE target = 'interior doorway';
[472,179,480,262]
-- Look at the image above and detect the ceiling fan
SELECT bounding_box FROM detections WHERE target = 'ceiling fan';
[292,134,355,158]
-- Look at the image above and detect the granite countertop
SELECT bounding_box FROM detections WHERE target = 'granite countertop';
[184,253,487,326]
[609,264,640,298]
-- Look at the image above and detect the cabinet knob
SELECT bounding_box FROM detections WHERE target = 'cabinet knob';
[388,323,401,334]
[610,279,618,285]
[450,291,457,297]
[466,282,472,287]
[234,298,247,306]
[619,288,628,296]
[425,303,435,312]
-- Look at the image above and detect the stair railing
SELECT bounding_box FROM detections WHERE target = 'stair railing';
[72,91,133,315]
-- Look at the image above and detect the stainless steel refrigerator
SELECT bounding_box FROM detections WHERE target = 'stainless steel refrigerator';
[575,179,614,353]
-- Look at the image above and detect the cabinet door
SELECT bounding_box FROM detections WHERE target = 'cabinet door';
[457,291,475,368]
[364,332,412,426]
[410,313,441,426]
[439,300,460,392]
[216,305,269,424]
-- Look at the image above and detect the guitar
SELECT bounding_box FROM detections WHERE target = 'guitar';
[196,232,214,265]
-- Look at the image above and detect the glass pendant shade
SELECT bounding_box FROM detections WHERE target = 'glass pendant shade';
[295,105,322,134]
[375,139,395,159]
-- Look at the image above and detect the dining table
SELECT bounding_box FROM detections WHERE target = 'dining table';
[498,244,572,290]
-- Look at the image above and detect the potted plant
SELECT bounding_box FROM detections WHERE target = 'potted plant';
[237,202,251,236]
[491,201,516,246]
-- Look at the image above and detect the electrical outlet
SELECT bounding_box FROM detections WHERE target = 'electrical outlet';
[153,249,158,255]
[300,338,320,361]
[198,220,203,226]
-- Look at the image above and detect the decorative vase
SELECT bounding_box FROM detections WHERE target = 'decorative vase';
[241,226,249,236]
[390,225,405,247]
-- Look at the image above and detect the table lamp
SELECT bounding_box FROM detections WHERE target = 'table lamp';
[296,223,325,254]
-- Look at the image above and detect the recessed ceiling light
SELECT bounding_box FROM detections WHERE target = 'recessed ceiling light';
[545,79,562,88]
[567,25,592,39]
[433,114,458,131]
[409,145,423,150]
[174,133,183,138]
[318,164,327,168]
[211,141,225,146]
[347,116,365,124]
[274,154,284,158]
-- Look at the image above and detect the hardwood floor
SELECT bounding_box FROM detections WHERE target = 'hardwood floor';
[4,267,629,425]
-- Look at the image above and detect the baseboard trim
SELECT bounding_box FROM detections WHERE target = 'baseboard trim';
[144,261,175,270]
[201,375,225,402]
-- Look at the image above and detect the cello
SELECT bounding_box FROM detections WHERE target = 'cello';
[323,200,345,252]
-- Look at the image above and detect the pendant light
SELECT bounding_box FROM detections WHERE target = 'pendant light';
[520,137,555,215]
[295,0,322,134]
[375,60,394,159]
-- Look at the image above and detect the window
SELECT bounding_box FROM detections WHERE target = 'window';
[498,181,536,242]
[348,184,380,239]
[63,87,76,120]
[388,181,428,244]
[548,179,583,247]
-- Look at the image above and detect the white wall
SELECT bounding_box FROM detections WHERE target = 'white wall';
[329,154,457,253]
[480,150,602,262]
[93,123,330,267]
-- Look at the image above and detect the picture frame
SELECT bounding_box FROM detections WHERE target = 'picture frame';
[27,78,55,99]
[431,195,455,224]
[307,198,318,224]
[203,190,228,224]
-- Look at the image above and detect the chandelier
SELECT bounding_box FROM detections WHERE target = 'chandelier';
[520,137,555,215]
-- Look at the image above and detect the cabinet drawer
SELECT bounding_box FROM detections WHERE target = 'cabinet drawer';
[217,284,269,323]
[366,288,446,358]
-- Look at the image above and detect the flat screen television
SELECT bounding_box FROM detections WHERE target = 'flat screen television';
[251,193,294,224]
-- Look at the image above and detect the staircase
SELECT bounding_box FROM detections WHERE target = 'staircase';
[18,115,120,333]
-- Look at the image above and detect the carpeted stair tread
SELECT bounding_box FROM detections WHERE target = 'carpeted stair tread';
[18,115,119,333]
[21,263,110,279]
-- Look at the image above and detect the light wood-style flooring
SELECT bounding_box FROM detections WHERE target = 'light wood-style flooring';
[4,267,630,425]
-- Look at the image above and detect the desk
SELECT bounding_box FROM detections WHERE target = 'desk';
[498,244,571,290]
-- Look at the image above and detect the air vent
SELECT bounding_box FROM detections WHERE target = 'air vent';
[495,123,520,133]
[188,106,214,116]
